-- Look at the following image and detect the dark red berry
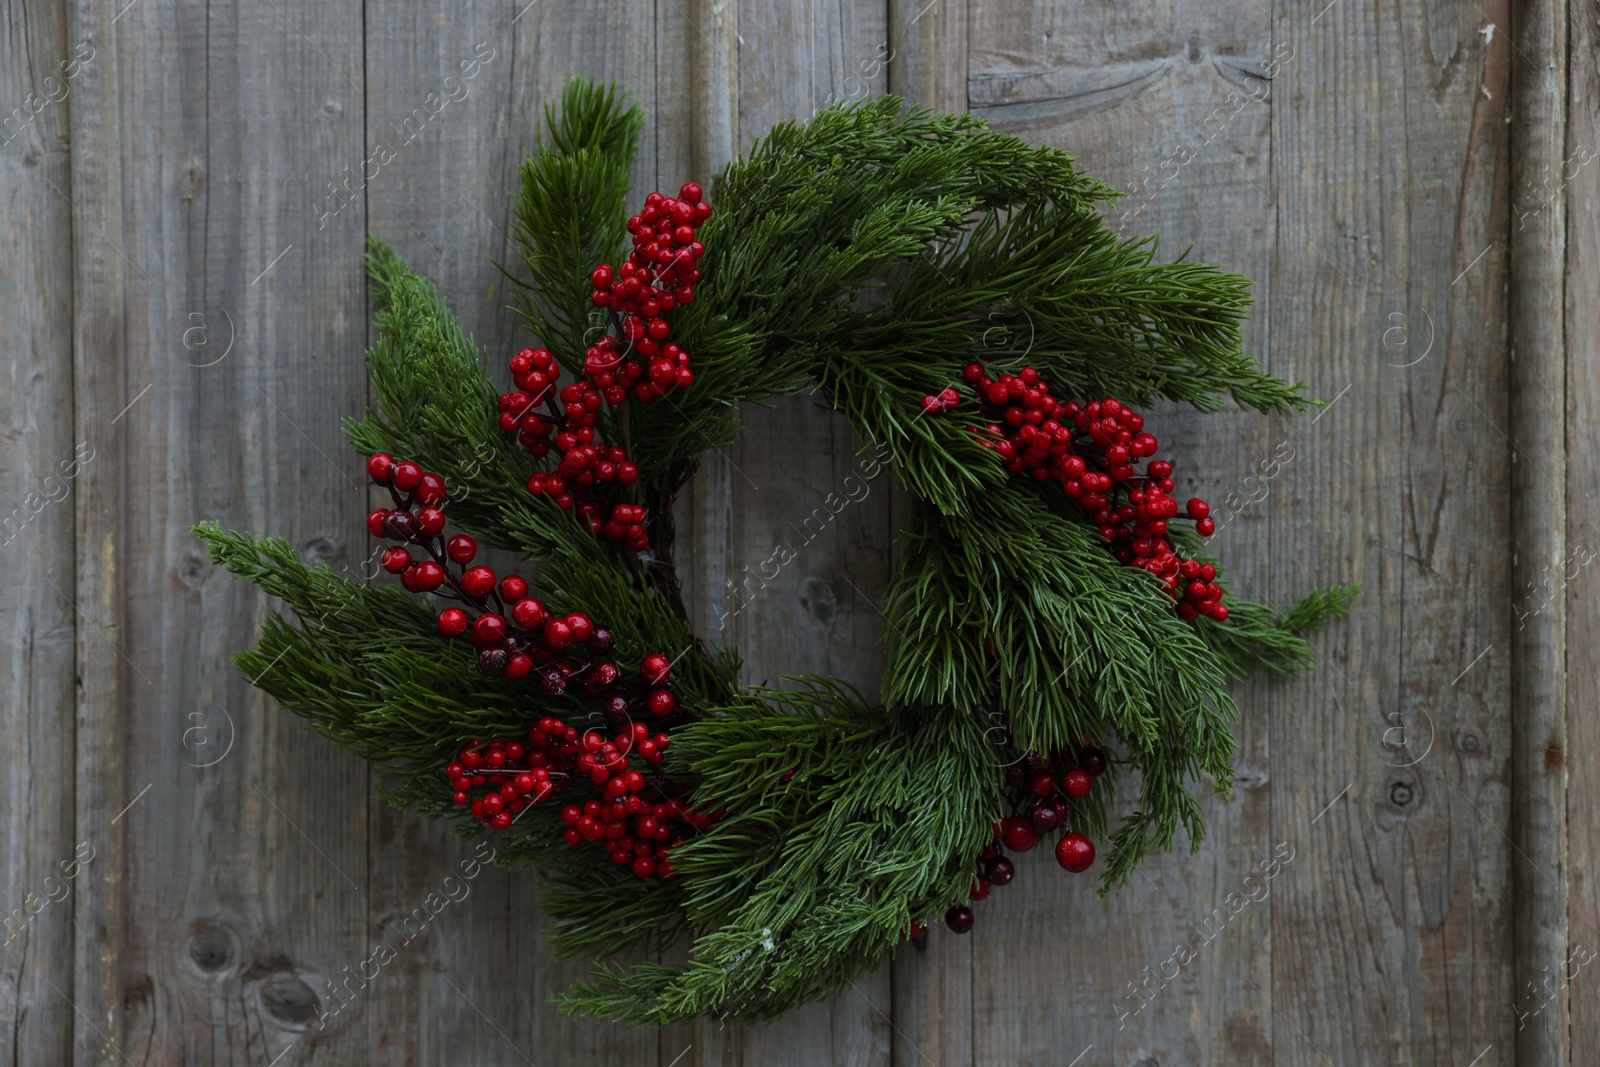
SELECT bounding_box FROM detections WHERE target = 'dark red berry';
[446,534,477,564]
[985,856,1015,886]
[1001,816,1039,852]
[1063,768,1093,798]
[945,905,975,933]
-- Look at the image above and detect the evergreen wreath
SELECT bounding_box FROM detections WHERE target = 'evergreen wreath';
[196,79,1356,1025]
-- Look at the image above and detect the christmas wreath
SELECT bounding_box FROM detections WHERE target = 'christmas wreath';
[197,79,1355,1025]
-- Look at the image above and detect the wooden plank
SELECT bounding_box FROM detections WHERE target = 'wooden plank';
[68,0,375,1060]
[1508,0,1571,1062]
[64,0,135,1060]
[1267,0,1514,1063]
[0,2,82,1062]
[957,3,1281,1064]
[359,2,664,1063]
[1564,0,1600,1059]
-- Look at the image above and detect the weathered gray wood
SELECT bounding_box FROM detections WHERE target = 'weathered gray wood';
[67,0,376,1060]
[1266,1,1514,1063]
[0,2,82,1062]
[1564,0,1600,1058]
[1509,0,1570,1063]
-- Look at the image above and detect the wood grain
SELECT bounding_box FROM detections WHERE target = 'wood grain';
[1266,0,1515,1063]
[0,2,82,1062]
[65,0,377,1060]
[1564,0,1600,1056]
[1509,0,1570,1063]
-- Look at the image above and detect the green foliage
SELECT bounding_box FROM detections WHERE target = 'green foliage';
[198,83,1356,1028]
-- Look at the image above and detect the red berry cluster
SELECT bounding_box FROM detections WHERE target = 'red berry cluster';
[442,708,714,879]
[931,364,1227,622]
[365,453,681,709]
[942,747,1105,935]
[495,182,710,554]
[498,349,651,550]
[584,181,711,404]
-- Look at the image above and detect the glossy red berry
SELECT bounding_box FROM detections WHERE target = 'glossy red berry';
[946,905,975,933]
[392,461,423,492]
[1001,816,1039,852]
[647,689,678,718]
[1056,832,1095,873]
[417,507,446,536]
[543,618,574,649]
[446,534,477,564]
[641,652,671,685]
[471,613,507,647]
[381,546,411,574]
[367,453,397,484]
[437,608,469,637]
[417,472,448,507]
[512,598,548,629]
[1029,771,1056,797]
[461,566,496,598]
[499,575,529,601]
[1063,768,1093,798]
[411,561,445,591]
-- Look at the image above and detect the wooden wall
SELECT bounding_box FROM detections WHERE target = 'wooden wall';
[0,0,1590,1062]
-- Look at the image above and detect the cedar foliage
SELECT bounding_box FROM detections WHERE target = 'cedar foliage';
[195,78,1355,1026]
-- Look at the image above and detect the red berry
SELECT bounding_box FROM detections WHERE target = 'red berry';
[392,461,423,492]
[1029,771,1056,797]
[437,608,469,637]
[647,689,678,718]
[543,618,574,649]
[381,546,411,574]
[945,905,975,933]
[1055,832,1095,873]
[512,598,548,629]
[461,566,496,598]
[417,507,446,536]
[566,613,594,643]
[446,534,477,564]
[471,613,507,647]
[367,509,391,537]
[1186,498,1210,520]
[1001,816,1039,852]
[417,472,448,507]
[641,652,671,685]
[367,453,396,484]
[499,575,529,601]
[1063,768,1093,798]
[411,561,446,591]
